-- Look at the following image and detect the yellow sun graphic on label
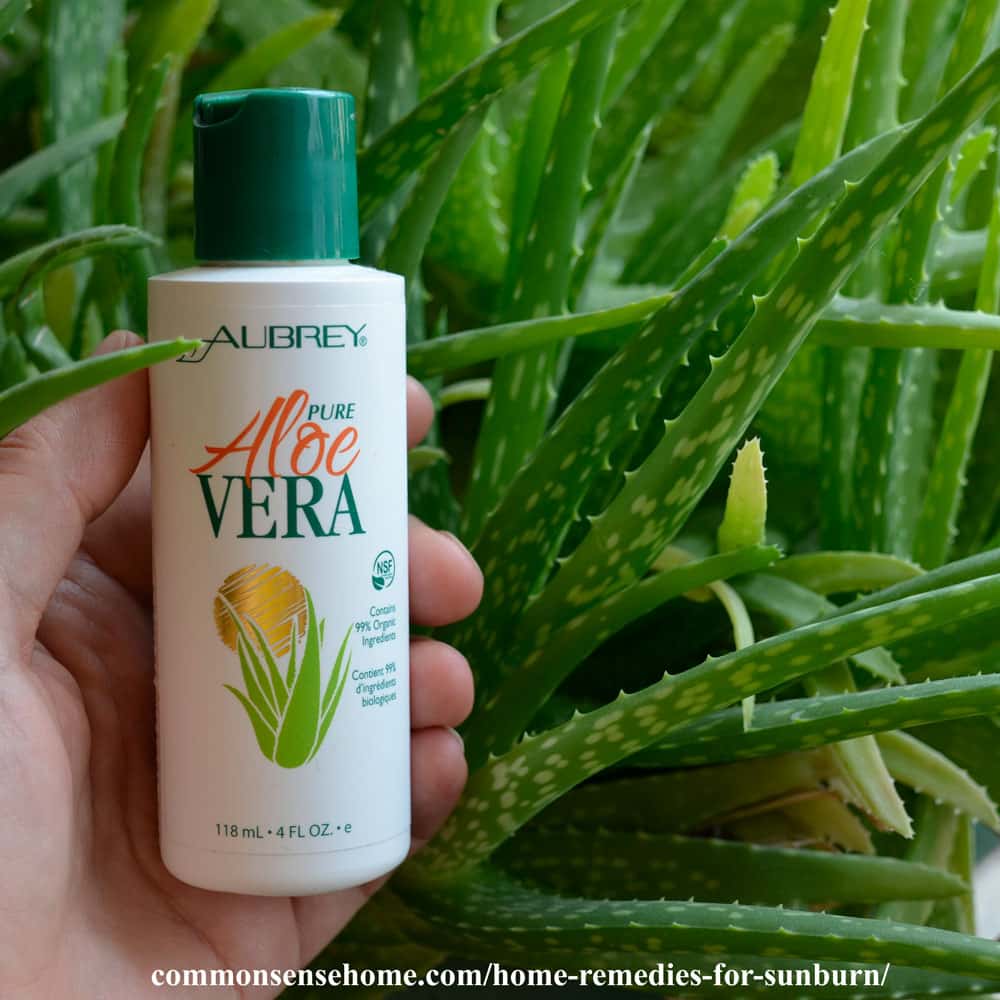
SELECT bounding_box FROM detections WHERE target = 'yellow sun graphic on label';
[214,564,307,657]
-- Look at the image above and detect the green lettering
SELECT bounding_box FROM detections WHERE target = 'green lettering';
[328,473,365,536]
[197,474,237,537]
[298,325,322,348]
[238,476,277,538]
[212,325,239,348]
[269,326,295,349]
[285,476,328,537]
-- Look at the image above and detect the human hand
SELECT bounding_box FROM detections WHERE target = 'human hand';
[0,332,482,999]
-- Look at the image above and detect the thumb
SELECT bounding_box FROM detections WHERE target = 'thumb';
[0,331,150,654]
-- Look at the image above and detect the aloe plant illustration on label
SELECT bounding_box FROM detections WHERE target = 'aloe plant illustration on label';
[214,564,353,769]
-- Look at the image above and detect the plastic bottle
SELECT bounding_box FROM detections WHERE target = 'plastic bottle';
[148,89,409,895]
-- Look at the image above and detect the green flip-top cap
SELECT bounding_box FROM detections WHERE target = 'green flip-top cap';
[193,88,359,261]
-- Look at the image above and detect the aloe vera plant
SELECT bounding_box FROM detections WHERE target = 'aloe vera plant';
[218,585,353,769]
[9,0,1000,995]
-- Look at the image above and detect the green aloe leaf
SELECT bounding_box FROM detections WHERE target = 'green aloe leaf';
[737,573,904,683]
[708,578,757,730]
[444,125,904,701]
[311,628,352,763]
[590,0,747,198]
[83,52,127,344]
[461,544,781,768]
[273,591,322,769]
[878,730,1000,831]
[901,0,966,120]
[769,550,921,594]
[406,287,1000,381]
[356,0,639,227]
[542,752,860,837]
[131,0,218,84]
[498,827,966,905]
[92,48,127,229]
[211,10,340,93]
[734,574,909,834]
[602,0,686,109]
[875,798,961,928]
[406,293,669,379]
[312,684,347,764]
[932,226,987,299]
[0,115,125,219]
[834,546,1000,616]
[788,0,871,188]
[285,619,298,691]
[224,683,276,760]
[342,880,999,995]
[843,0,907,152]
[948,125,996,205]
[815,295,1000,350]
[399,867,1000,981]
[43,0,125,236]
[463,14,621,537]
[108,57,171,230]
[945,815,976,934]
[417,0,506,284]
[0,209,46,241]
[408,445,449,475]
[624,18,792,284]
[853,0,996,559]
[719,152,780,241]
[426,572,1000,874]
[19,326,72,372]
[234,632,278,729]
[569,121,650,306]
[940,0,999,99]
[718,438,768,554]
[135,0,220,240]
[0,226,158,305]
[216,594,279,714]
[715,438,768,728]
[371,3,461,525]
[380,107,489,288]
[805,664,912,837]
[631,673,1000,769]
[501,46,571,306]
[359,0,419,264]
[916,718,1000,809]
[914,141,1000,569]
[216,0,363,95]
[0,0,30,39]
[242,615,291,716]
[439,380,490,408]
[530,49,1000,627]
[820,0,908,548]
[630,119,800,304]
[0,337,38,391]
[108,58,171,330]
[0,338,196,438]
[321,625,353,717]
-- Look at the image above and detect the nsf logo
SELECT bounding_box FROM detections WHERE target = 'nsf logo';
[372,550,396,591]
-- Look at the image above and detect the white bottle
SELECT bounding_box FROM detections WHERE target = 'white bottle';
[148,89,409,895]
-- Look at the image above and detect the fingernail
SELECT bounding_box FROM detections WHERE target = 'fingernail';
[447,726,465,754]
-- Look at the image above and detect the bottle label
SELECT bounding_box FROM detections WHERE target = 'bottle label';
[150,296,409,855]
